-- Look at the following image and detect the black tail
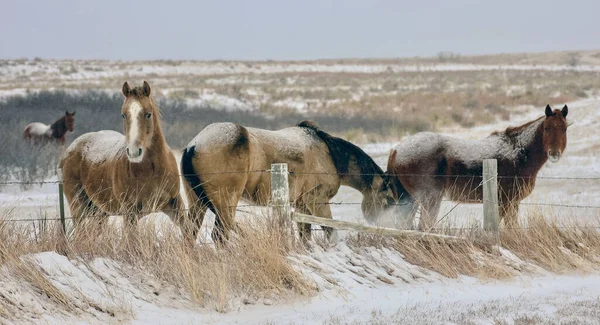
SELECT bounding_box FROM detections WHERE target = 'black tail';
[181,145,216,215]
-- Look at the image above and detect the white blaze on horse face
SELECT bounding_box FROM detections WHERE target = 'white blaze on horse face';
[126,100,144,163]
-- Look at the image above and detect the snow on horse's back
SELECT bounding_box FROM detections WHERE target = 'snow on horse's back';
[24,111,75,145]
[180,120,410,244]
[387,104,569,230]
[59,81,191,243]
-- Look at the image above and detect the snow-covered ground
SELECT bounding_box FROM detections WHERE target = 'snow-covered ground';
[3,245,600,324]
[4,60,600,84]
[1,96,600,324]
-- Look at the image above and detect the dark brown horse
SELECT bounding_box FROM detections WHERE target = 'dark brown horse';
[24,111,75,145]
[387,104,568,229]
[181,121,413,243]
[60,81,188,239]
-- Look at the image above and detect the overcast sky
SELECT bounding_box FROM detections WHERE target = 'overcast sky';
[1,0,599,61]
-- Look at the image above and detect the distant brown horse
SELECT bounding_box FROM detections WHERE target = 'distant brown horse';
[24,111,75,145]
[181,121,413,243]
[59,81,188,238]
[387,104,568,229]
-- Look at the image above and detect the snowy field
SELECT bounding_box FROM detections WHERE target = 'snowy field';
[3,96,599,230]
[1,94,599,324]
[2,53,600,323]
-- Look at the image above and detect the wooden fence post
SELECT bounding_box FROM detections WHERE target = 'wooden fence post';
[57,168,67,234]
[483,159,499,232]
[270,163,291,227]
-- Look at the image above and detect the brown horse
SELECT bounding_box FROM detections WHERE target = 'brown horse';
[24,111,75,145]
[181,121,412,243]
[387,104,568,229]
[59,81,188,238]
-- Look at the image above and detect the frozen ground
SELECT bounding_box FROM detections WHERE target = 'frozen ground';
[2,246,600,324]
[4,97,599,231]
[1,97,599,324]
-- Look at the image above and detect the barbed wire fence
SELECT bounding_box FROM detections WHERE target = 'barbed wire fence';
[1,161,600,238]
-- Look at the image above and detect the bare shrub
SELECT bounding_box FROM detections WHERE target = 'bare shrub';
[437,51,461,63]
[566,52,582,67]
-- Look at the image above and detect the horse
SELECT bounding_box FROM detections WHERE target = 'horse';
[386,104,568,230]
[24,111,75,145]
[181,121,413,243]
[59,81,188,240]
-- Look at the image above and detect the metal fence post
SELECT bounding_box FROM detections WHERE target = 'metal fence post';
[483,159,499,232]
[57,168,66,234]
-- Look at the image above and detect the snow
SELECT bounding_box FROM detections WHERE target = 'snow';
[186,92,255,112]
[6,60,600,84]
[3,249,600,324]
[23,122,52,137]
[2,94,600,323]
[70,130,126,164]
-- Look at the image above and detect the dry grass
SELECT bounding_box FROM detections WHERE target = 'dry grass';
[2,197,600,321]
[0,210,313,320]
[4,55,600,145]
[500,214,600,273]
[347,212,600,279]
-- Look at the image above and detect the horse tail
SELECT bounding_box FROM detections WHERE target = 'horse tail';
[181,145,216,215]
[386,148,414,206]
[23,124,31,140]
[232,124,251,159]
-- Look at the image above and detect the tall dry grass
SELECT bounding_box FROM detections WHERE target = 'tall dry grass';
[0,209,313,319]
[2,194,600,321]
[347,212,600,279]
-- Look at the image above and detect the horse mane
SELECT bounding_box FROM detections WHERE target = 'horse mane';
[297,120,383,185]
[50,115,67,138]
[491,116,544,139]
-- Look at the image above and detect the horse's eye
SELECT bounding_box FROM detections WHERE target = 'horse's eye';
[544,127,549,132]
[145,113,152,119]
[563,128,567,132]
[121,114,126,119]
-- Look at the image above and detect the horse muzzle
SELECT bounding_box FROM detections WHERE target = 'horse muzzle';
[126,147,144,163]
[548,150,561,163]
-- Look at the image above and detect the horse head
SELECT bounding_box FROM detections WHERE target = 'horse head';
[65,111,75,132]
[121,81,159,163]
[543,104,568,163]
[360,174,398,223]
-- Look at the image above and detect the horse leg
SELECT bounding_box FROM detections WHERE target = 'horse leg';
[63,183,107,232]
[417,193,443,231]
[309,203,337,242]
[63,182,86,228]
[295,204,313,243]
[169,196,207,246]
[500,201,520,229]
[210,187,243,244]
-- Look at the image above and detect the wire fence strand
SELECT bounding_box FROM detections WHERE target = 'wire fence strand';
[1,169,600,228]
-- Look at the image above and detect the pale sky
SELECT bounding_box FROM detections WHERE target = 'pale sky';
[1,0,599,60]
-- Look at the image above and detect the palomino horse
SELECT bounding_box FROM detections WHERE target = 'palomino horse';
[59,81,187,238]
[387,104,568,230]
[24,111,75,145]
[181,121,413,243]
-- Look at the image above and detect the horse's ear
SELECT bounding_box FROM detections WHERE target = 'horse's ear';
[142,81,151,97]
[65,110,69,116]
[122,82,131,97]
[545,104,553,117]
[561,105,568,118]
